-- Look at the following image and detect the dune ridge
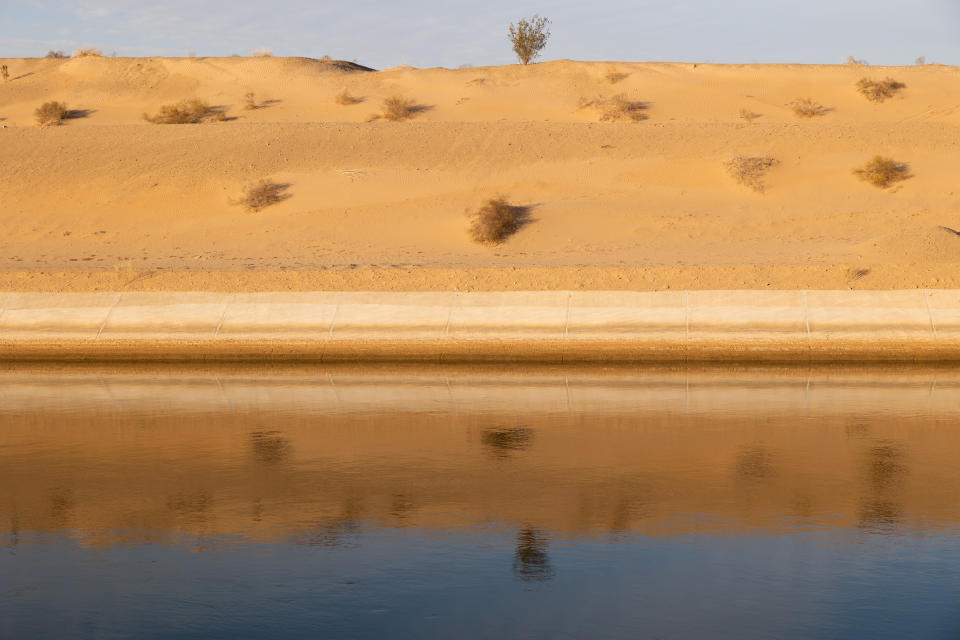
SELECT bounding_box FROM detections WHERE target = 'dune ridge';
[2,56,960,292]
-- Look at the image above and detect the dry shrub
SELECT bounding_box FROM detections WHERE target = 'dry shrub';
[738,108,760,123]
[508,15,551,65]
[605,68,628,84]
[34,101,69,126]
[72,48,103,57]
[791,97,828,118]
[845,56,868,65]
[46,50,67,59]
[371,95,421,121]
[143,99,219,124]
[725,156,779,193]
[251,48,273,57]
[233,179,289,212]
[335,89,363,105]
[580,95,647,122]
[0,65,8,82]
[244,92,258,110]
[469,197,528,244]
[852,156,909,188]
[856,77,905,103]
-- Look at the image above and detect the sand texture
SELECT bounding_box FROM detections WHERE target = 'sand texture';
[2,56,960,292]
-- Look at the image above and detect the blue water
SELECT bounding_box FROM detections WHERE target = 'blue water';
[2,366,960,639]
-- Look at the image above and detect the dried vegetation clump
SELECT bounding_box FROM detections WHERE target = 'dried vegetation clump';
[508,14,551,65]
[856,77,905,103]
[335,90,363,105]
[72,48,103,57]
[469,197,528,244]
[852,156,909,188]
[0,65,8,82]
[724,156,779,193]
[34,101,69,126]
[605,68,628,84]
[738,108,760,123]
[790,98,828,118]
[243,92,258,110]
[233,179,289,212]
[45,50,67,59]
[580,95,648,122]
[370,96,423,121]
[143,99,223,124]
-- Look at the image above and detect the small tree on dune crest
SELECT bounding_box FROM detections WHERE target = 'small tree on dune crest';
[508,15,551,65]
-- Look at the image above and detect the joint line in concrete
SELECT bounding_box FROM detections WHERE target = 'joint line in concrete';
[328,291,343,336]
[444,292,455,336]
[214,294,233,337]
[96,293,122,340]
[924,290,937,338]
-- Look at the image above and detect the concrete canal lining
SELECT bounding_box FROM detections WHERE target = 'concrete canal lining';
[1,290,958,362]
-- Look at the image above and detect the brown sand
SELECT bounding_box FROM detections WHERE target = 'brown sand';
[2,56,960,292]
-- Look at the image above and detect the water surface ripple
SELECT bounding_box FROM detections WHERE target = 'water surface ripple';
[2,365,960,639]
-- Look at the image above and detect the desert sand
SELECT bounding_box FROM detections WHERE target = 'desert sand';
[1,55,959,292]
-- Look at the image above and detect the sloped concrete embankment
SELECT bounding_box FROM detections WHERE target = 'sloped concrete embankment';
[0,290,956,362]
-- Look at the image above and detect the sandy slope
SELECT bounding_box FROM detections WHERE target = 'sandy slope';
[1,55,959,292]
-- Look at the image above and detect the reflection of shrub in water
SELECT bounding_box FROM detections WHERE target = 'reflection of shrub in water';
[250,430,290,464]
[858,499,904,534]
[481,427,533,458]
[298,500,363,548]
[857,441,907,533]
[513,528,554,582]
[867,442,906,491]
[167,491,213,525]
[735,445,775,480]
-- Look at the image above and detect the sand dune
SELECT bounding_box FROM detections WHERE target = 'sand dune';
[1,56,959,291]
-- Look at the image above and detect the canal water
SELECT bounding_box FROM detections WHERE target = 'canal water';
[2,365,960,639]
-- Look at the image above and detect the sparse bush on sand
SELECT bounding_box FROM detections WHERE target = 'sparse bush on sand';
[251,48,273,57]
[143,99,222,124]
[370,95,421,121]
[856,77,905,103]
[469,197,528,244]
[335,89,363,105]
[244,92,258,110]
[605,68,628,84]
[508,15,551,65]
[579,95,647,122]
[34,101,69,126]
[725,156,779,193]
[790,97,828,118]
[738,108,760,123]
[845,56,868,65]
[852,156,909,188]
[46,50,67,59]
[233,179,289,212]
[0,65,8,82]
[72,48,103,57]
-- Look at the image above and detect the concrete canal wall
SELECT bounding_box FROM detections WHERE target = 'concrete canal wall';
[1,290,958,362]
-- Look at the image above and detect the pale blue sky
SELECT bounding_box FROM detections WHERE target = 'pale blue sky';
[1,0,957,68]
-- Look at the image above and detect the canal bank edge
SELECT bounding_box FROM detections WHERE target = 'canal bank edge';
[0,290,956,362]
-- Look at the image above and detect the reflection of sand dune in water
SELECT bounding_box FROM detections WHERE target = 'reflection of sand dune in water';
[1,366,959,546]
